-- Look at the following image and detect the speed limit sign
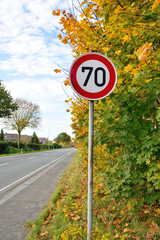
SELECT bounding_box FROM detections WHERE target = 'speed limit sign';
[69,52,117,100]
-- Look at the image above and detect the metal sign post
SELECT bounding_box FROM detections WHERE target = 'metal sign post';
[87,100,94,240]
[69,52,117,240]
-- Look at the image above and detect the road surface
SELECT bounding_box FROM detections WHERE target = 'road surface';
[0,148,76,240]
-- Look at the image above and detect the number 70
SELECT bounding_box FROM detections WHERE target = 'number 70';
[82,66,106,87]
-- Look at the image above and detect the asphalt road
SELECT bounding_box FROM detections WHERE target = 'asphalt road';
[0,148,74,191]
[0,148,76,240]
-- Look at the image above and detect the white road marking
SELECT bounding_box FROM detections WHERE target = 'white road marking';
[0,153,69,193]
[28,157,36,160]
[0,163,8,167]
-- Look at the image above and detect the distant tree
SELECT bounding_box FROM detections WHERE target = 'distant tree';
[31,131,39,144]
[0,129,4,141]
[55,132,71,144]
[4,98,41,148]
[0,80,18,118]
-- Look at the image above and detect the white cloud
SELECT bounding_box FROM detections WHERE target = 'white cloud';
[0,0,73,76]
[4,78,66,107]
[0,0,77,139]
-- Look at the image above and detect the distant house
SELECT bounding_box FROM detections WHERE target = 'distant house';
[4,133,31,144]
[38,138,49,144]
[4,133,17,142]
[21,135,32,144]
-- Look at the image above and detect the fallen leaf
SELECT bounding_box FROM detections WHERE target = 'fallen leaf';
[72,215,80,221]
[115,233,119,238]
[39,231,48,237]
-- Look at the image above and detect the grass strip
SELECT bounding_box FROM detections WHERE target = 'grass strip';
[25,152,87,239]
[25,152,160,239]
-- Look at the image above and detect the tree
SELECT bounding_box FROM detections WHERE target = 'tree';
[53,0,160,204]
[31,131,39,144]
[4,98,41,148]
[55,132,71,145]
[0,129,4,141]
[0,80,18,118]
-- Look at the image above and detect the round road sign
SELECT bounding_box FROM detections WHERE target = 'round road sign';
[69,52,117,100]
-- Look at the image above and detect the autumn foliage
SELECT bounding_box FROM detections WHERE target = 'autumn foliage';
[25,1,160,239]
[53,0,160,202]
[53,0,160,238]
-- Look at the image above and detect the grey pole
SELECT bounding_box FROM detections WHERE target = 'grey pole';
[87,100,94,240]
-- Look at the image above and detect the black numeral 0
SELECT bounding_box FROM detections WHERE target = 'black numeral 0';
[82,66,106,87]
[94,67,106,87]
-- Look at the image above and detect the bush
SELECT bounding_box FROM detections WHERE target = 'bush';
[28,143,42,151]
[0,141,60,155]
[53,142,59,149]
[0,141,18,154]
[5,146,20,154]
[20,142,32,153]
[0,141,8,154]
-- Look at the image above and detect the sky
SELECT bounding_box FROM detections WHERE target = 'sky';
[0,0,78,141]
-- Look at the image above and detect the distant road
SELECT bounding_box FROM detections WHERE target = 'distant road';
[0,148,76,240]
[0,148,75,192]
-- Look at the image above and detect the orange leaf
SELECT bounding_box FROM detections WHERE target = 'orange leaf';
[69,213,75,219]
[39,231,48,237]
[54,69,61,73]
[52,10,61,16]
[115,233,119,238]
[64,79,70,86]
[72,215,80,221]
[58,34,62,40]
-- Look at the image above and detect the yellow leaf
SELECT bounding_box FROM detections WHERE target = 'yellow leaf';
[132,30,138,36]
[137,42,152,61]
[131,68,138,76]
[124,64,133,72]
[64,79,70,86]
[152,0,160,9]
[80,13,85,18]
[156,208,160,213]
[115,50,121,55]
[145,78,152,83]
[114,5,122,14]
[65,98,72,103]
[122,35,131,43]
[120,210,124,215]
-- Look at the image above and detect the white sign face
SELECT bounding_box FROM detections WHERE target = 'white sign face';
[69,53,117,100]
[76,60,110,93]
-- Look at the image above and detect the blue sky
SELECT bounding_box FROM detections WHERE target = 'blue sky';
[0,0,77,140]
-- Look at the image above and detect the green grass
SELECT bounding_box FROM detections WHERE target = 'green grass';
[0,148,56,157]
[25,153,84,240]
[0,152,22,157]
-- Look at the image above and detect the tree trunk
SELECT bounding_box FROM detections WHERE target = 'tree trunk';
[18,131,21,149]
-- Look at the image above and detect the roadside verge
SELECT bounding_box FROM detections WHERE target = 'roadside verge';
[25,152,87,240]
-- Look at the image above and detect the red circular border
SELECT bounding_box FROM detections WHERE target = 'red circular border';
[69,53,117,100]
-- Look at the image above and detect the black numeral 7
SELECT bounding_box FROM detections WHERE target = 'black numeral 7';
[82,67,93,86]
